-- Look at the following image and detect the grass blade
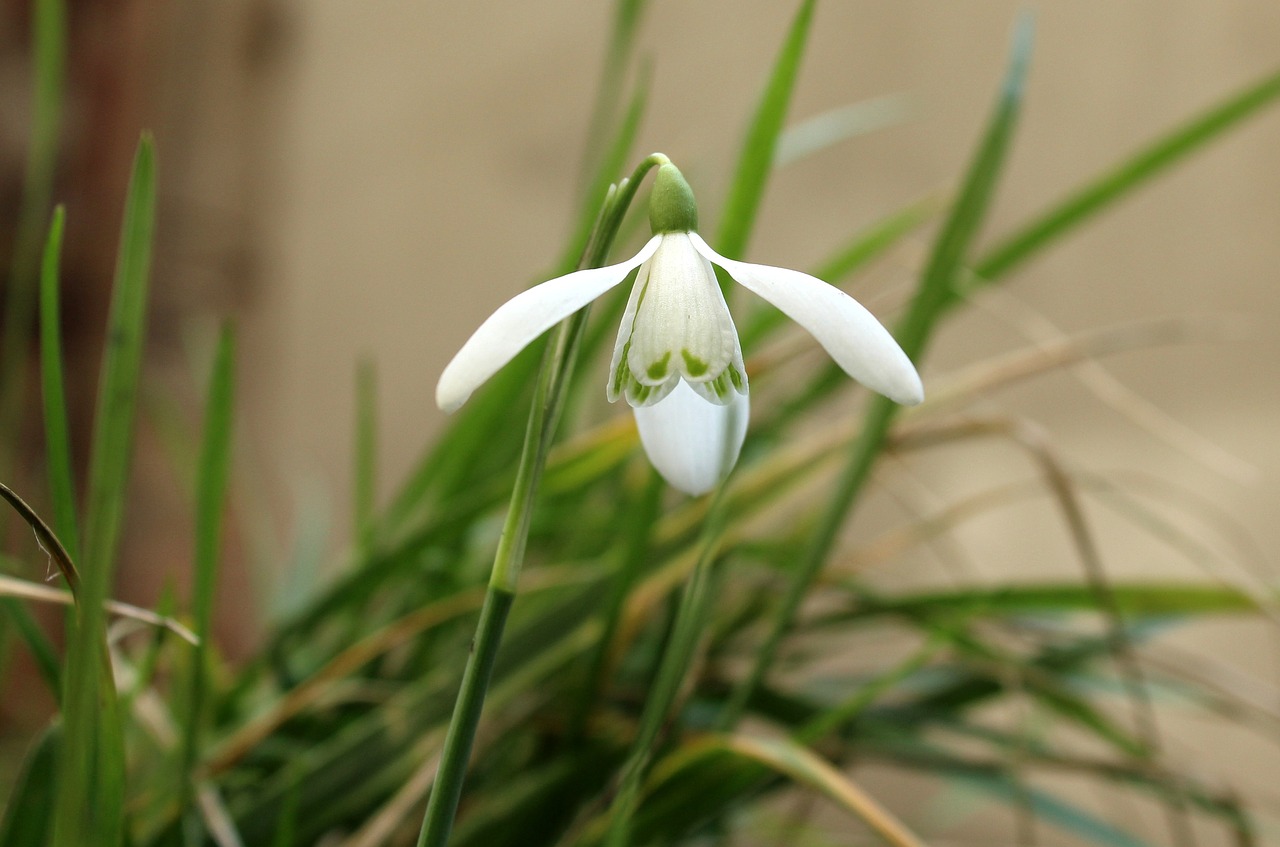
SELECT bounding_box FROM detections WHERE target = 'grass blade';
[714,0,816,263]
[53,133,156,847]
[721,13,1034,729]
[971,66,1280,285]
[0,724,59,847]
[0,0,66,462]
[39,205,80,560]
[180,324,237,821]
[654,734,928,847]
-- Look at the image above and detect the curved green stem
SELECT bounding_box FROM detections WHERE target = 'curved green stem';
[416,152,668,847]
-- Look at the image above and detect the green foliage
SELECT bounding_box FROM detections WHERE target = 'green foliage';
[2,6,1277,847]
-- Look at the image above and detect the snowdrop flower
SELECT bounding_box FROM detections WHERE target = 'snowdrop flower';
[436,161,922,495]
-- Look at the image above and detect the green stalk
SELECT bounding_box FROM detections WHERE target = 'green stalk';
[717,15,1034,730]
[415,153,669,847]
[180,325,236,838]
[601,485,733,847]
[0,0,65,470]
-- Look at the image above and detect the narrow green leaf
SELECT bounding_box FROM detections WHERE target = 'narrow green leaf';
[0,724,59,847]
[181,324,236,805]
[821,583,1261,624]
[906,11,1033,347]
[54,134,156,847]
[0,0,66,460]
[0,599,59,696]
[578,0,650,189]
[40,205,80,561]
[354,358,377,556]
[972,66,1280,285]
[721,14,1034,729]
[715,0,816,262]
[774,93,913,167]
[654,734,928,847]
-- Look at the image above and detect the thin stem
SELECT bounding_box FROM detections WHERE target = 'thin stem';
[715,396,895,728]
[602,485,733,847]
[571,469,665,740]
[415,152,668,847]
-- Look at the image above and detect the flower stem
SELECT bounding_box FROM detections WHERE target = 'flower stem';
[415,152,670,847]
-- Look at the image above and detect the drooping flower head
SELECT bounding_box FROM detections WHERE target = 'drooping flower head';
[436,159,922,495]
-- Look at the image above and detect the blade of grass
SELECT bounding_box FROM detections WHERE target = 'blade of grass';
[0,482,79,592]
[654,734,929,847]
[578,0,649,191]
[39,205,80,560]
[0,571,196,643]
[0,599,59,695]
[719,13,1035,730]
[601,482,735,847]
[416,155,668,847]
[971,67,1280,285]
[180,324,236,829]
[0,724,59,847]
[53,134,156,847]
[774,93,914,167]
[715,0,816,267]
[0,0,66,471]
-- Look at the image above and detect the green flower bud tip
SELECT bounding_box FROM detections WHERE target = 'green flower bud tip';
[648,162,698,234]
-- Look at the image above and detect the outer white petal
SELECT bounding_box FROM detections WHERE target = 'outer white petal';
[689,233,924,406]
[436,237,661,412]
[633,380,749,496]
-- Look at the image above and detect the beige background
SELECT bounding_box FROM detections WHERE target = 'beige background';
[201,2,1280,540]
[163,1,1280,838]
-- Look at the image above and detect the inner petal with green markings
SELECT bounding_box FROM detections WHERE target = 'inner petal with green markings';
[608,233,748,407]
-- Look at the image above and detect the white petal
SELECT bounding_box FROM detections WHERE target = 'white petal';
[633,381,749,496]
[608,234,747,408]
[436,237,661,412]
[690,233,923,406]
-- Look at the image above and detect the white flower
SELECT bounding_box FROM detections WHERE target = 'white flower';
[436,162,923,495]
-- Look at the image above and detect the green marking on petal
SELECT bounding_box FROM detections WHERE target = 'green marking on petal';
[646,352,671,381]
[681,349,709,378]
[728,365,744,391]
[710,371,732,401]
[611,342,632,397]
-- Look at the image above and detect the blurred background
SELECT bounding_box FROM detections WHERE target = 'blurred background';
[2,0,1278,834]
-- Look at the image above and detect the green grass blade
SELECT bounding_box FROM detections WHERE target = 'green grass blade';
[820,582,1263,623]
[714,0,816,262]
[53,133,156,847]
[774,93,913,167]
[721,14,1034,730]
[0,0,66,461]
[180,324,236,815]
[81,131,157,623]
[354,358,377,556]
[0,724,59,847]
[908,13,1033,342]
[0,599,59,695]
[972,66,1280,285]
[579,0,650,189]
[39,205,80,561]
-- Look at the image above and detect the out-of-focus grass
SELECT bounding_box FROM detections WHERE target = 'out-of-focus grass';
[1,1,1279,846]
